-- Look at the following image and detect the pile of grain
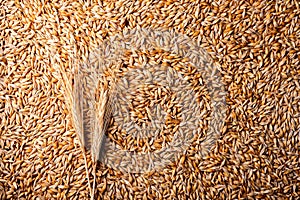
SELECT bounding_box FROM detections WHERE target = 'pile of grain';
[0,0,299,199]
[88,28,226,175]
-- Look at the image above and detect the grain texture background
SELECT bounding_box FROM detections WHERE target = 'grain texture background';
[0,0,300,199]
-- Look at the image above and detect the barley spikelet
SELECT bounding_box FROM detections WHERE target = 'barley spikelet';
[51,54,93,198]
[92,81,115,162]
[73,56,116,199]
[52,45,116,199]
[90,81,115,199]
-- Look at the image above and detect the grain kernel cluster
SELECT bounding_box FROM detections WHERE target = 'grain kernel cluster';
[0,0,300,199]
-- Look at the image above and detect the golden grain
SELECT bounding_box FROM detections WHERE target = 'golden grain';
[0,0,300,199]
